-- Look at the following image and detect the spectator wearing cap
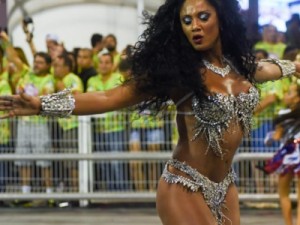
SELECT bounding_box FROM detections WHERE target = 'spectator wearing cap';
[46,34,60,55]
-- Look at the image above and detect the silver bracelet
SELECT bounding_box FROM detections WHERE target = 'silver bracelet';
[40,89,75,117]
[260,58,296,77]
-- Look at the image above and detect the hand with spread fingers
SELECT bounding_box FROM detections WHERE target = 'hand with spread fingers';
[0,92,41,119]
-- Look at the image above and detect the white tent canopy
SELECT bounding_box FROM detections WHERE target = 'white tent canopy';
[7,0,164,63]
[8,0,164,31]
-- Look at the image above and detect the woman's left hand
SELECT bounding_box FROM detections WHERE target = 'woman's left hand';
[0,92,41,119]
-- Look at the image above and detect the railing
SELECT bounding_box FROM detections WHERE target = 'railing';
[0,114,294,206]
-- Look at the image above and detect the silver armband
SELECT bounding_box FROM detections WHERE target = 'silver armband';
[260,58,296,77]
[40,89,75,117]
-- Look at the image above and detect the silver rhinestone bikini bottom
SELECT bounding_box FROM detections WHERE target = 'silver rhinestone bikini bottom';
[162,159,236,225]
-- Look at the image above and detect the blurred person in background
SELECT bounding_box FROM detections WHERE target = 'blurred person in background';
[254,24,286,59]
[87,51,127,190]
[0,46,12,203]
[260,80,300,225]
[14,52,55,198]
[104,34,121,72]
[76,48,97,92]
[0,45,8,81]
[22,19,66,68]
[53,52,83,198]
[286,14,300,49]
[45,34,61,57]
[0,32,31,93]
[251,48,291,193]
[91,33,104,69]
[119,49,165,191]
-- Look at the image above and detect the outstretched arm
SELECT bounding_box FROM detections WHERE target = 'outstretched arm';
[22,21,37,56]
[0,82,147,118]
[254,59,300,83]
[0,31,25,73]
[73,83,145,115]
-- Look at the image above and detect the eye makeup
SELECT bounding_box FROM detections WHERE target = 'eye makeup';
[181,11,211,25]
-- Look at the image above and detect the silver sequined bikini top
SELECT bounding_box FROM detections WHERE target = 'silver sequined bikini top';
[177,86,259,158]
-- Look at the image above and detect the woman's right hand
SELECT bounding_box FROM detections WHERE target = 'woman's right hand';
[0,92,41,118]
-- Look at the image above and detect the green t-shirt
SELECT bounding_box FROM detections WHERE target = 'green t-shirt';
[93,53,99,71]
[57,73,84,130]
[254,42,286,59]
[113,54,121,69]
[87,72,124,133]
[0,79,12,144]
[16,72,55,123]
[130,110,164,129]
[253,78,291,129]
[10,64,30,91]
[0,71,9,82]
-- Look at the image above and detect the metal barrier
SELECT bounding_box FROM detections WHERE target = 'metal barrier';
[0,114,296,206]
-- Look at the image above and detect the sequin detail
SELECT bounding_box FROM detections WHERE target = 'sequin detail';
[40,89,75,118]
[191,86,259,158]
[162,159,236,225]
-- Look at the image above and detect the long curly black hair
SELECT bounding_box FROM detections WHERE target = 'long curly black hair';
[130,0,256,112]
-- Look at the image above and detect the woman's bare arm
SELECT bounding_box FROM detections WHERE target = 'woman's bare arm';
[254,60,300,83]
[0,31,25,73]
[73,83,146,115]
[0,82,148,118]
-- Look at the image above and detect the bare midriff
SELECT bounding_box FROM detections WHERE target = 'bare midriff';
[170,113,242,182]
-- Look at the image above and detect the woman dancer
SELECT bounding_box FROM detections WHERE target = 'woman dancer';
[1,0,300,224]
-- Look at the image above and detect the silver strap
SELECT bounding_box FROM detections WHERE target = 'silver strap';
[40,89,75,118]
[260,58,296,77]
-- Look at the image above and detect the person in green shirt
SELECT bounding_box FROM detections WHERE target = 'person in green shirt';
[91,33,104,70]
[119,52,165,191]
[87,51,127,190]
[254,24,286,59]
[0,78,12,194]
[104,34,121,72]
[0,31,30,93]
[53,53,83,193]
[0,45,9,82]
[15,52,55,195]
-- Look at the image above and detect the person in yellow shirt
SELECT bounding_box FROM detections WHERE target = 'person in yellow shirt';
[254,24,286,59]
[53,53,83,194]
[104,34,121,72]
[0,78,12,196]
[87,51,127,190]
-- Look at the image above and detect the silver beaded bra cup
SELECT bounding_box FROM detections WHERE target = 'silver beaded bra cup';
[191,86,259,158]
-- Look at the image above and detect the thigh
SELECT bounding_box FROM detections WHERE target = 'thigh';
[278,173,293,197]
[156,177,216,225]
[223,184,240,225]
